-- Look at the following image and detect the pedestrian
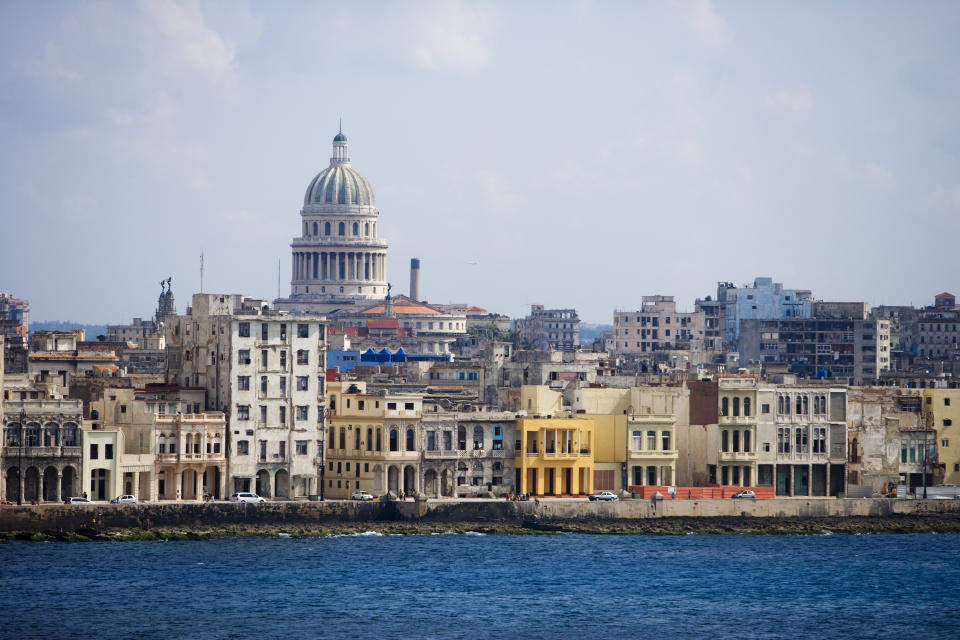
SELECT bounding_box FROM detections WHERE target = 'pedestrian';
[687,489,692,500]
[82,491,87,499]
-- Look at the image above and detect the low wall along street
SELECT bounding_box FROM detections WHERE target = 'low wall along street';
[2,498,960,536]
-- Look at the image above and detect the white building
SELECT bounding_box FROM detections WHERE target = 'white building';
[276,129,389,315]
[165,294,326,498]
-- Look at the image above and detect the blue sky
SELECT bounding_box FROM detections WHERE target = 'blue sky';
[1,1,958,324]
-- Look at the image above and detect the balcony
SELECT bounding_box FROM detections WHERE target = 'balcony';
[719,415,755,426]
[15,445,81,458]
[628,448,679,461]
[718,450,758,462]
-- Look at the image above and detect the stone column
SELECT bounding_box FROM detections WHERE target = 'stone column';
[176,470,183,501]
[53,472,62,502]
[134,471,141,501]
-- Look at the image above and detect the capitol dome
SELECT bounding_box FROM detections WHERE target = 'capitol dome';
[303,132,376,208]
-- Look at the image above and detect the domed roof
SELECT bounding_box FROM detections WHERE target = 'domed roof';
[303,130,376,207]
[303,164,375,207]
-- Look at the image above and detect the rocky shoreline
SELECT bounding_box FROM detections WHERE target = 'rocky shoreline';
[4,513,960,543]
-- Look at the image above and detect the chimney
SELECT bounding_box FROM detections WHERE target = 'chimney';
[410,258,421,302]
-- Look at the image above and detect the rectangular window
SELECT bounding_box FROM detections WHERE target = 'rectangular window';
[279,441,286,458]
[298,323,309,338]
[261,323,269,340]
[941,439,949,448]
[279,377,287,395]
[387,402,397,410]
[260,405,267,423]
[261,350,268,368]
[945,419,953,427]
[280,351,287,368]
[427,431,436,451]
[237,440,249,455]
[296,406,308,421]
[105,443,113,459]
[90,444,99,459]
[280,324,287,340]
[295,440,307,455]
[238,376,250,391]
[238,349,251,364]
[404,402,414,410]
[238,405,250,420]
[238,322,250,337]
[260,376,268,394]
[297,376,309,391]
[297,350,309,365]
[260,440,267,459]
[279,406,286,424]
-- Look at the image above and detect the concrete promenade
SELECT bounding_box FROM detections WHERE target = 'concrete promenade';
[1,498,959,534]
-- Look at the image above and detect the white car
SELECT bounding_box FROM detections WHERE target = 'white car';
[589,491,618,502]
[68,497,91,504]
[230,492,266,503]
[110,495,137,504]
[731,490,756,499]
[351,491,374,501]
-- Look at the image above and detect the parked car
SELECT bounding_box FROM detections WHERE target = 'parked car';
[110,495,137,504]
[731,490,756,499]
[230,492,265,503]
[351,491,374,501]
[589,491,618,502]
[68,497,91,504]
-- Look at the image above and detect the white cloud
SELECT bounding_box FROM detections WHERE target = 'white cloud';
[681,0,729,48]
[140,0,235,74]
[771,86,814,113]
[410,1,498,72]
[672,137,703,168]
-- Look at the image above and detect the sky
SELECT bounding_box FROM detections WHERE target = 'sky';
[1,1,959,325]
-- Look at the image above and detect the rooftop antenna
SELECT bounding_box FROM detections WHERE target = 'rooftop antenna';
[278,257,281,300]
[200,251,205,293]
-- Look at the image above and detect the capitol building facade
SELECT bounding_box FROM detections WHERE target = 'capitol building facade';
[276,130,388,314]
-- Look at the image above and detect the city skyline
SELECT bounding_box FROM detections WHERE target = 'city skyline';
[2,1,959,324]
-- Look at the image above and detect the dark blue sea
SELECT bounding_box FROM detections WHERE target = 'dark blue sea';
[2,532,959,639]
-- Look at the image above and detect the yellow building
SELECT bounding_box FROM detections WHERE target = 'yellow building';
[325,381,422,498]
[923,389,960,485]
[515,417,593,495]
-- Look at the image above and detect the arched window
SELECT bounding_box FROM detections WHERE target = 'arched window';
[352,222,359,235]
[324,222,331,235]
[339,427,346,449]
[743,397,751,417]
[721,429,729,452]
[367,428,373,451]
[313,221,318,236]
[355,428,360,450]
[813,396,820,414]
[743,430,751,452]
[802,396,809,415]
[785,396,791,414]
[365,222,369,236]
[733,397,740,417]
[389,429,398,452]
[777,396,784,414]
[820,396,827,415]
[25,423,40,447]
[338,222,345,235]
[329,426,335,447]
[796,396,802,414]
[473,425,484,450]
[457,425,466,450]
[647,430,656,450]
[721,397,729,416]
[632,430,642,450]
[732,430,740,452]
[406,429,415,451]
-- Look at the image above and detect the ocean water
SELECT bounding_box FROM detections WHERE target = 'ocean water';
[2,533,959,639]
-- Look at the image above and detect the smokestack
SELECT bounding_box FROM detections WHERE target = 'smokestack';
[410,258,421,302]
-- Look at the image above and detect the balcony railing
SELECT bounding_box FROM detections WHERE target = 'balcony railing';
[16,445,81,458]
[718,451,758,462]
[719,415,755,426]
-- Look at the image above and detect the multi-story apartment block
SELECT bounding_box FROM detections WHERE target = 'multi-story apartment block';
[739,302,890,384]
[757,381,847,496]
[613,295,705,362]
[924,389,960,486]
[421,398,515,497]
[154,412,227,501]
[1,395,83,503]
[708,277,813,346]
[165,293,326,499]
[28,330,122,388]
[625,385,687,488]
[324,380,421,498]
[514,304,580,352]
[715,375,759,487]
[0,292,29,349]
[916,293,959,360]
[515,417,594,495]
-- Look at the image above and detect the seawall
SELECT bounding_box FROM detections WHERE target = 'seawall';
[2,498,960,535]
